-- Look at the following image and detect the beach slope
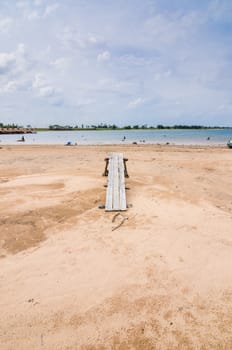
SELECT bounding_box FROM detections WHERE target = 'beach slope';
[0,145,232,349]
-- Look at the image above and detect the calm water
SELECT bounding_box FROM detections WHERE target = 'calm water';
[0,129,232,145]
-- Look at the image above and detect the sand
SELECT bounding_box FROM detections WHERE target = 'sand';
[0,144,232,349]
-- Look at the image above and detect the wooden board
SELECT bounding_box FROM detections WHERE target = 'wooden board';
[105,153,127,211]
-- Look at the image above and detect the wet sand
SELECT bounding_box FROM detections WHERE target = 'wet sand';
[0,144,232,349]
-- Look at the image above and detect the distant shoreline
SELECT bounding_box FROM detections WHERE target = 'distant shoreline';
[35,127,232,132]
[1,124,231,134]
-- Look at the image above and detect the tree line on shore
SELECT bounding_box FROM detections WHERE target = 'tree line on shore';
[0,123,31,129]
[1,122,231,131]
[48,123,230,130]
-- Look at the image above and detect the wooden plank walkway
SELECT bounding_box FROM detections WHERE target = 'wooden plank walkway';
[105,153,127,211]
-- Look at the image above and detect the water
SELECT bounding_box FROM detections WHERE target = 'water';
[0,129,232,145]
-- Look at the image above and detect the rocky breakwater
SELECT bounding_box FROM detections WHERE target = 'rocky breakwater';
[0,128,37,134]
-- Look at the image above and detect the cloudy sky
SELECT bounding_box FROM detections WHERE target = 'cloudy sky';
[0,0,232,127]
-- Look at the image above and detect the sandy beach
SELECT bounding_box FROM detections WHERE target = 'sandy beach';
[0,144,232,349]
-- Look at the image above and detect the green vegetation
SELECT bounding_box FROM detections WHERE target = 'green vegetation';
[0,123,33,129]
[1,122,231,131]
[45,124,231,131]
[0,123,21,129]
[48,123,118,130]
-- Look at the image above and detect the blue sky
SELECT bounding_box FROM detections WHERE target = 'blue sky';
[0,0,232,127]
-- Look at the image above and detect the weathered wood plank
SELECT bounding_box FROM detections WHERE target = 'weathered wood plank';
[119,155,127,210]
[113,153,119,210]
[106,156,113,211]
[105,152,127,211]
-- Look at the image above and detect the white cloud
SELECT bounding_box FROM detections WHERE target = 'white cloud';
[39,85,55,97]
[143,11,204,48]
[97,50,111,62]
[16,1,28,9]
[61,27,105,51]
[94,78,137,96]
[32,73,60,99]
[17,43,26,55]
[0,44,33,99]
[32,73,47,89]
[0,44,28,76]
[3,81,20,93]
[0,52,15,74]
[43,3,59,18]
[34,0,43,6]
[26,10,40,20]
[0,17,12,33]
[119,54,153,67]
[128,97,146,109]
[154,70,172,81]
[19,1,59,21]
[217,103,232,112]
[0,80,29,94]
[51,57,69,70]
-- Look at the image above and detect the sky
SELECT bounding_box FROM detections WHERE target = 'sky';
[0,0,232,127]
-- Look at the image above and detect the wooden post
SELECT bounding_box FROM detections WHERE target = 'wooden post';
[103,157,109,176]
[123,158,129,178]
